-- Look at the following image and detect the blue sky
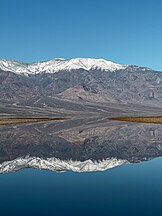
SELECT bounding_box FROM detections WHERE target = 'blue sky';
[1,0,162,70]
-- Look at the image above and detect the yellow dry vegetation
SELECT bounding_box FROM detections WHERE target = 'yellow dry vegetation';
[110,116,162,124]
[0,118,66,125]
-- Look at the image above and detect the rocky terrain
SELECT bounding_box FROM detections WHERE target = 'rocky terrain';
[0,57,162,173]
[0,58,162,117]
[0,118,162,173]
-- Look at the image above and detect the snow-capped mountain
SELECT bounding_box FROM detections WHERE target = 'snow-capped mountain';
[0,56,162,108]
[1,114,162,174]
[0,156,128,173]
[0,58,127,75]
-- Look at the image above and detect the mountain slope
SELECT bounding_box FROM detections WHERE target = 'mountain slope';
[0,57,162,110]
[0,58,127,75]
[0,156,128,173]
[1,117,162,173]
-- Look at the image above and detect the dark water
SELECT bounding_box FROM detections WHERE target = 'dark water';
[0,158,162,216]
[0,118,162,216]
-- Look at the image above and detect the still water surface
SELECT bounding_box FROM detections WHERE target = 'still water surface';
[0,118,162,216]
[0,158,162,216]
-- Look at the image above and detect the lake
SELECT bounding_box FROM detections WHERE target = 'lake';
[0,117,162,216]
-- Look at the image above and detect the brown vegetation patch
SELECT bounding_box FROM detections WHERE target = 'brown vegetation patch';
[110,116,162,124]
[0,118,67,125]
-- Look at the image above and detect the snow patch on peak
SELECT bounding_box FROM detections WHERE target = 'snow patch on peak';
[71,58,126,71]
[0,156,129,173]
[50,57,65,61]
[0,57,127,75]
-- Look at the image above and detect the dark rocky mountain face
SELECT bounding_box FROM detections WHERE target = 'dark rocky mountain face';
[0,66,162,111]
[1,60,162,172]
[0,118,162,173]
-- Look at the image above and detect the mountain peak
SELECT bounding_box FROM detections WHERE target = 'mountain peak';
[0,156,128,173]
[0,57,127,75]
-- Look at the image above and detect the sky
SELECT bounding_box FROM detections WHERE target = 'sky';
[0,0,162,70]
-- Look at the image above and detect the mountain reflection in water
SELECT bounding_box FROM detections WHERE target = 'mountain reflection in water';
[0,117,162,173]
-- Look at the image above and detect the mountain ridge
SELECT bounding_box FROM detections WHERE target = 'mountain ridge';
[0,57,128,75]
[0,57,162,111]
[0,156,128,173]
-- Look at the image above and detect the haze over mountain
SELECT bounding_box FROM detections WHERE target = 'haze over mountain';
[0,57,162,116]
